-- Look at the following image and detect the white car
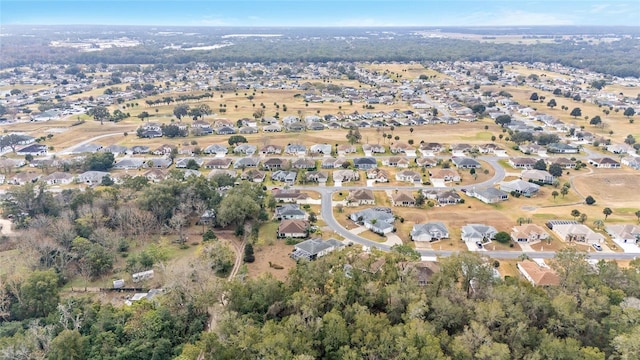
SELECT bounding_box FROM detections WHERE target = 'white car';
[592,243,603,251]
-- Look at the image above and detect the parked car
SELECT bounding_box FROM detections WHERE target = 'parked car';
[592,243,603,251]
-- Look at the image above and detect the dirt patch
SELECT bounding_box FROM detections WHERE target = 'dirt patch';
[246,240,296,281]
[572,171,640,207]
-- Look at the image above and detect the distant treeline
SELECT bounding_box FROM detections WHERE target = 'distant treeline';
[2,35,639,78]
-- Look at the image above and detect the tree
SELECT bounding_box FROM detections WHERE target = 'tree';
[570,107,582,118]
[636,210,640,224]
[228,135,248,146]
[533,159,547,171]
[551,190,559,200]
[529,92,539,101]
[48,330,86,360]
[571,209,581,220]
[624,107,635,118]
[603,207,612,220]
[0,133,32,153]
[495,115,511,127]
[561,186,569,198]
[243,243,255,263]
[547,99,557,108]
[589,115,602,126]
[585,195,596,205]
[137,111,150,121]
[346,128,362,144]
[624,134,636,145]
[590,80,606,90]
[494,231,511,244]
[87,106,110,124]
[83,152,114,171]
[548,164,563,177]
[173,104,189,120]
[13,269,60,319]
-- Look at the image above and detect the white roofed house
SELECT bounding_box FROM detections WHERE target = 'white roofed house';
[461,224,498,244]
[43,172,74,185]
[606,224,640,245]
[395,170,421,183]
[309,143,332,156]
[349,207,395,235]
[77,171,110,186]
[411,222,449,242]
[499,179,540,197]
[552,223,605,245]
[521,169,554,184]
[511,224,549,244]
[291,238,345,261]
[467,187,509,204]
[203,144,229,157]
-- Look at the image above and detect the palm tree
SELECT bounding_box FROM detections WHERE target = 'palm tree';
[603,207,612,220]
[593,219,605,230]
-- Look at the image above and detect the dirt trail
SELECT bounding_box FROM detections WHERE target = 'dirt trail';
[0,219,15,236]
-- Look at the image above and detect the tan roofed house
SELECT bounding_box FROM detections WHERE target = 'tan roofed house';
[517,260,560,286]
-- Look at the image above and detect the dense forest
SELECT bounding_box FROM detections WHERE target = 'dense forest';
[1,26,640,77]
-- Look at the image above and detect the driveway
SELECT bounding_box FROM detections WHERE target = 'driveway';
[349,226,368,235]
[381,233,403,247]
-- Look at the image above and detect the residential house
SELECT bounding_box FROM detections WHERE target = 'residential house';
[191,120,214,135]
[43,172,74,185]
[383,156,410,168]
[103,144,129,156]
[366,168,389,183]
[521,169,554,184]
[511,224,550,243]
[411,222,449,242]
[419,142,444,156]
[333,169,360,184]
[273,189,308,203]
[305,171,328,184]
[275,204,307,220]
[263,124,282,133]
[216,126,236,135]
[291,158,316,170]
[395,170,421,183]
[278,219,309,238]
[517,260,560,286]
[144,169,167,182]
[321,157,347,169]
[271,170,297,184]
[390,143,417,157]
[478,143,507,157]
[233,157,260,169]
[113,158,145,170]
[500,179,540,197]
[347,189,375,206]
[362,143,386,156]
[467,187,509,204]
[546,157,576,169]
[509,157,539,169]
[588,157,621,168]
[429,168,461,182]
[8,172,40,185]
[450,143,474,156]
[131,145,150,154]
[203,144,229,156]
[153,144,174,156]
[285,144,307,156]
[259,144,283,155]
[452,157,481,169]
[606,143,635,155]
[422,189,462,205]
[233,144,257,156]
[241,169,266,183]
[203,158,233,169]
[547,143,579,154]
[77,171,110,186]
[309,144,332,155]
[621,156,640,170]
[552,223,605,244]
[415,157,439,168]
[291,238,345,261]
[198,209,216,225]
[337,144,356,156]
[519,144,547,156]
[71,143,104,154]
[399,261,441,286]
[239,126,259,134]
[349,207,395,235]
[146,158,173,168]
[391,190,416,206]
[461,224,498,243]
[175,157,204,169]
[262,158,288,171]
[353,157,377,170]
[606,224,640,244]
[17,144,48,156]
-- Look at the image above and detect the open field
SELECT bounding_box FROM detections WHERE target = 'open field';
[247,239,296,281]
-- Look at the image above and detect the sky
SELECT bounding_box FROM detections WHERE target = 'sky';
[1,0,639,27]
